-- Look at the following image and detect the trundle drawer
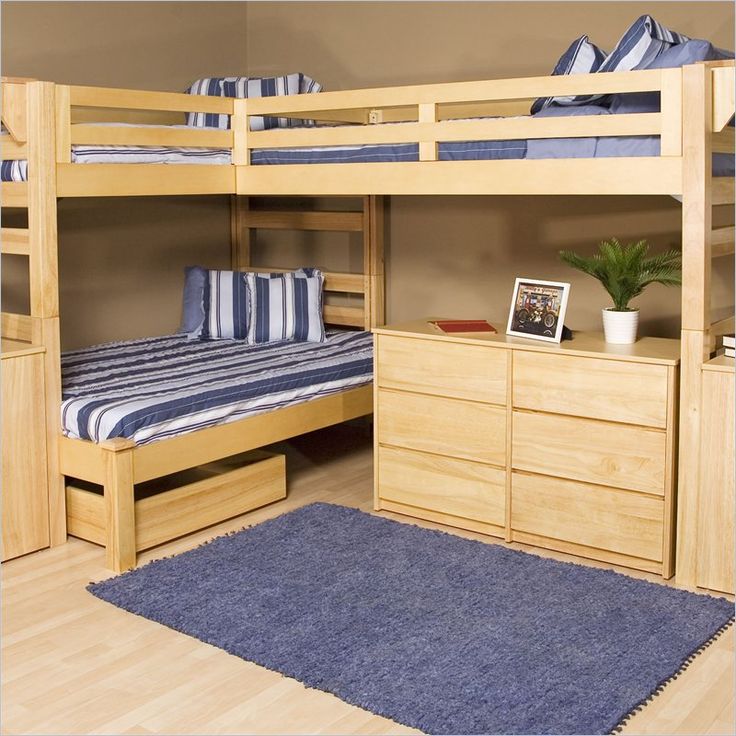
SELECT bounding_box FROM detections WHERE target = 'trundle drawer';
[378,389,506,465]
[376,334,507,405]
[511,472,663,562]
[512,411,666,495]
[513,351,669,428]
[378,445,505,527]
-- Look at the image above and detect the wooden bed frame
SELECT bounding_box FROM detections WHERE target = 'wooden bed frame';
[1,63,733,577]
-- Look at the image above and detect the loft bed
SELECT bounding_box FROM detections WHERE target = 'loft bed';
[0,63,733,577]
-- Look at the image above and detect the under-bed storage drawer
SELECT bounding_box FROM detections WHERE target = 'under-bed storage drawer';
[512,411,666,495]
[378,445,505,531]
[377,389,506,466]
[376,334,507,404]
[511,472,664,563]
[513,351,669,428]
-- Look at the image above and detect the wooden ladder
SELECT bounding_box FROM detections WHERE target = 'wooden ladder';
[1,79,66,546]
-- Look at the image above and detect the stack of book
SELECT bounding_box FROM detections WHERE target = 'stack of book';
[719,333,734,358]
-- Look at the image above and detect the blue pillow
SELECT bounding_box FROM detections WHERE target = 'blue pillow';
[179,265,207,335]
[246,268,325,344]
[531,35,608,114]
[610,39,734,115]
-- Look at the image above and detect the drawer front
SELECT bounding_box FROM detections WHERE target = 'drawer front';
[378,389,506,466]
[513,351,669,428]
[377,334,507,405]
[512,411,666,495]
[512,472,663,562]
[378,445,505,527]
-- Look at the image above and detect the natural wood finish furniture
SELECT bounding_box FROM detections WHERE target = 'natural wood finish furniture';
[690,357,735,594]
[1,341,50,560]
[0,63,733,573]
[373,320,680,577]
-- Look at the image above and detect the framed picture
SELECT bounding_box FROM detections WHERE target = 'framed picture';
[506,278,570,343]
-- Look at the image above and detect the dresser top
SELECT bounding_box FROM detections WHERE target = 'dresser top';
[373,318,680,366]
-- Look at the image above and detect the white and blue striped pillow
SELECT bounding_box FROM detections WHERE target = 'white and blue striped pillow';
[598,15,690,74]
[186,73,322,130]
[199,270,250,340]
[531,35,608,114]
[246,268,325,344]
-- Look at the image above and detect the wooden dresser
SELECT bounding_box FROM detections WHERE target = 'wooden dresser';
[1,341,50,561]
[373,319,680,577]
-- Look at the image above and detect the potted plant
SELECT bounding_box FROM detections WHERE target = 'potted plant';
[559,238,682,344]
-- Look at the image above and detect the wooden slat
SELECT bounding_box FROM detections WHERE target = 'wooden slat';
[243,69,667,115]
[247,112,662,150]
[1,182,28,207]
[712,66,736,131]
[69,84,233,114]
[57,163,235,197]
[712,127,735,154]
[1,228,30,255]
[1,312,35,342]
[245,210,364,232]
[711,315,735,336]
[238,158,683,196]
[660,68,682,156]
[323,304,365,327]
[55,85,71,163]
[69,124,233,149]
[249,267,365,294]
[712,225,735,257]
[713,177,735,205]
[1,137,28,160]
[1,82,27,141]
[65,485,105,546]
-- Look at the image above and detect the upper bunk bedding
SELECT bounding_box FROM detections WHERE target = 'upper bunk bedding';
[60,329,372,446]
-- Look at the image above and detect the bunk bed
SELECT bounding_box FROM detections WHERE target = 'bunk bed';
[1,61,733,577]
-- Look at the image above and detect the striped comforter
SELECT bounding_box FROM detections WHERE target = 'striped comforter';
[61,330,373,446]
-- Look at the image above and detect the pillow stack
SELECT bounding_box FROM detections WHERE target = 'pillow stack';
[530,14,721,115]
[180,266,326,344]
[185,72,322,131]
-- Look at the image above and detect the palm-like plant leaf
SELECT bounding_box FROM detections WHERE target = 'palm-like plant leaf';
[560,238,681,311]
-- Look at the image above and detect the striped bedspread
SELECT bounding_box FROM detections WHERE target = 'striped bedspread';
[61,330,373,446]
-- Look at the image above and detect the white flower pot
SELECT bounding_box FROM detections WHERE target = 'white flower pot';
[602,308,639,344]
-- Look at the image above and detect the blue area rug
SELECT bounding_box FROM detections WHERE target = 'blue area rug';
[89,503,734,735]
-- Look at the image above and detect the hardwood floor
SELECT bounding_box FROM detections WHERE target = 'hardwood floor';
[2,423,734,735]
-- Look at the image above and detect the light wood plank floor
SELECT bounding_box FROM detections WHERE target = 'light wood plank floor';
[2,424,734,735]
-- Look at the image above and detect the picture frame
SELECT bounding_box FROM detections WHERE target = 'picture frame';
[506,278,570,343]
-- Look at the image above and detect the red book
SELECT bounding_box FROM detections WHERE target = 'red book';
[429,319,496,334]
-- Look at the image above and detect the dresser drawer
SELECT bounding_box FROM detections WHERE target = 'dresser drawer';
[512,411,666,495]
[513,351,669,428]
[378,389,506,466]
[378,445,505,527]
[376,334,507,405]
[512,472,663,562]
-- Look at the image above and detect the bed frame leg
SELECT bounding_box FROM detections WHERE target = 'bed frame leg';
[102,439,136,572]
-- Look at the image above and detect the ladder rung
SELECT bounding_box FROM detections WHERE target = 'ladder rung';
[0,311,35,342]
[1,227,30,255]
[712,225,735,257]
[1,181,28,208]
[712,178,735,206]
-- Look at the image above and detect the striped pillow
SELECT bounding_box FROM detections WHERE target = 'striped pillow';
[531,35,608,114]
[246,268,325,344]
[198,270,249,340]
[186,73,322,130]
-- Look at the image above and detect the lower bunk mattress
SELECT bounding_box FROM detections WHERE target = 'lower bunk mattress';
[61,329,373,446]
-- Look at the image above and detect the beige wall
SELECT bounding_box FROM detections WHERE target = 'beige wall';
[1,2,249,348]
[246,1,734,337]
[2,2,734,347]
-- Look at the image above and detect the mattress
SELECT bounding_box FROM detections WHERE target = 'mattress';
[61,329,373,446]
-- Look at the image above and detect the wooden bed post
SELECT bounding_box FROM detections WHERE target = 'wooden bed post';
[102,439,136,572]
[230,195,251,271]
[364,196,385,328]
[26,81,66,547]
[676,64,713,589]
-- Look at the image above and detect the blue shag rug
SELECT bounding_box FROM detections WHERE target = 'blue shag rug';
[88,503,734,735]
